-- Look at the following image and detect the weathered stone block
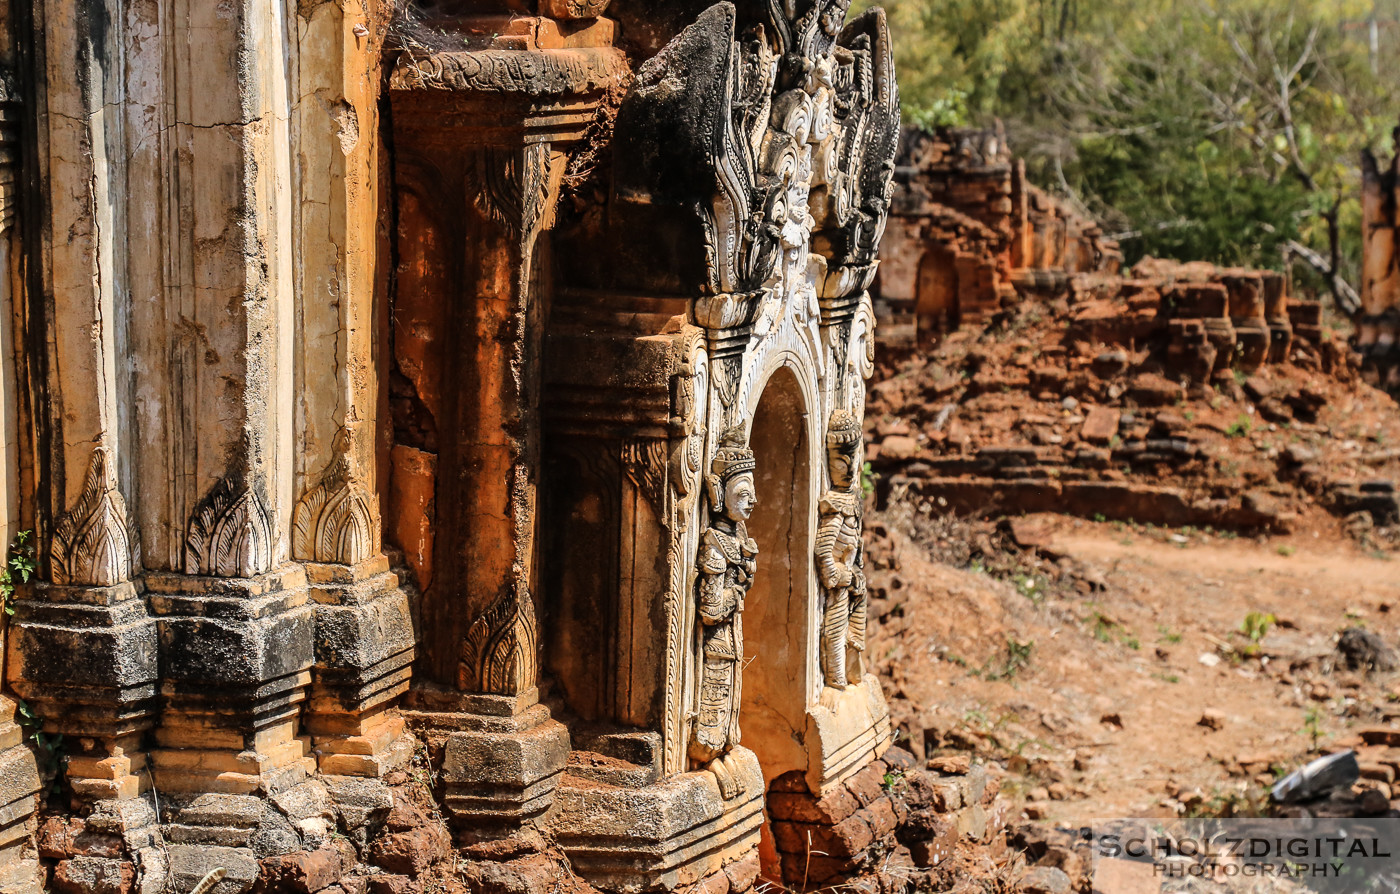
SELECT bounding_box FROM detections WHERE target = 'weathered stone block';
[167,845,260,894]
[51,856,134,894]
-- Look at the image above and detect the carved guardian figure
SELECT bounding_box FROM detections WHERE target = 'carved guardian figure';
[816,410,866,692]
[690,430,758,798]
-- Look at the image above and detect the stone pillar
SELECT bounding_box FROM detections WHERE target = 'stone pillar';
[137,0,315,801]
[291,0,415,780]
[5,0,159,820]
[0,52,41,891]
[388,6,627,839]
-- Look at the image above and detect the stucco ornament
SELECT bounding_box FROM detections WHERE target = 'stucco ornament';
[816,409,866,695]
[690,429,759,799]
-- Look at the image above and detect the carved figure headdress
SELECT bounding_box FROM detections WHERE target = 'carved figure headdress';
[706,428,756,513]
[826,409,861,452]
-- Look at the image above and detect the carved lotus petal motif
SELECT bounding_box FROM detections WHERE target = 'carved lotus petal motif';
[292,457,380,566]
[460,590,538,696]
[50,447,132,587]
[185,478,273,578]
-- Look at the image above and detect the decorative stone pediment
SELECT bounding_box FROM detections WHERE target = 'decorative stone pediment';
[613,0,898,338]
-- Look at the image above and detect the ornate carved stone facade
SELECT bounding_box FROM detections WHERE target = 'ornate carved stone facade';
[0,0,898,890]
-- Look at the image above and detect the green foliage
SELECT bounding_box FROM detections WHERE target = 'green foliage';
[1301,704,1326,752]
[0,530,35,616]
[850,0,1398,303]
[860,461,877,500]
[1226,414,1254,438]
[1239,610,1277,656]
[15,699,64,794]
[984,636,1035,680]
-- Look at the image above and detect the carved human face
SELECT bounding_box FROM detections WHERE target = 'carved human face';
[828,445,856,489]
[724,472,757,522]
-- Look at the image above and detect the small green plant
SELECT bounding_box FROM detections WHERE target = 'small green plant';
[15,699,63,794]
[860,461,877,499]
[1226,414,1253,438]
[1090,611,1140,650]
[1301,705,1325,752]
[1157,625,1183,644]
[1091,612,1113,643]
[881,768,906,792]
[1238,611,1276,656]
[1093,513,1107,523]
[1276,544,1295,557]
[1012,573,1047,605]
[1153,672,1181,684]
[984,637,1035,681]
[1240,611,1276,642]
[0,530,36,615]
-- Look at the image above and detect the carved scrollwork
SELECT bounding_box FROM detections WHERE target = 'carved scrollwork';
[50,447,132,587]
[814,8,899,279]
[293,435,381,566]
[617,0,897,342]
[622,440,669,517]
[540,0,612,19]
[389,46,629,96]
[185,477,274,578]
[460,589,538,696]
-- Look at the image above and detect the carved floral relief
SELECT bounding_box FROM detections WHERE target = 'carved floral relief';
[50,447,132,587]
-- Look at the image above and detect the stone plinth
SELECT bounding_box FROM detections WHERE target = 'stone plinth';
[804,676,894,796]
[551,746,765,893]
[302,557,416,778]
[7,582,158,805]
[146,567,316,796]
[402,687,569,841]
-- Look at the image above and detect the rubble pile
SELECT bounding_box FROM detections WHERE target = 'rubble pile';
[866,258,1400,536]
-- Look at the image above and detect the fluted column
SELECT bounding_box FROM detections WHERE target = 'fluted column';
[135,0,314,798]
[291,0,415,779]
[5,0,158,812]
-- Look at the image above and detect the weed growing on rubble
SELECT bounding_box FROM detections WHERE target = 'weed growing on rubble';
[1226,414,1254,438]
[1301,705,1326,753]
[0,529,35,615]
[982,637,1034,681]
[1239,611,1276,648]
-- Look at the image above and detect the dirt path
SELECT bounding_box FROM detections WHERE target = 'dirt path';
[870,514,1400,822]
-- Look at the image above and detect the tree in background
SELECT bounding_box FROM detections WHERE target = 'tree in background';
[855,0,1398,313]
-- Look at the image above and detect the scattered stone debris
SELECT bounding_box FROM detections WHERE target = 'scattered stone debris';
[866,269,1400,535]
[1337,626,1399,672]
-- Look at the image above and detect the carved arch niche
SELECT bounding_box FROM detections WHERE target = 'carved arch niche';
[739,364,818,786]
[915,243,958,335]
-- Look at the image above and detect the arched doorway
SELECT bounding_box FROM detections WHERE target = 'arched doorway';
[915,245,958,335]
[740,365,816,785]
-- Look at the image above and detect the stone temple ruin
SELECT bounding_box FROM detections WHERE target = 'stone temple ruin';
[0,0,914,891]
[1362,134,1400,392]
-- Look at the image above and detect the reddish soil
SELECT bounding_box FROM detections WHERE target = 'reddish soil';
[868,509,1400,824]
[863,288,1400,832]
